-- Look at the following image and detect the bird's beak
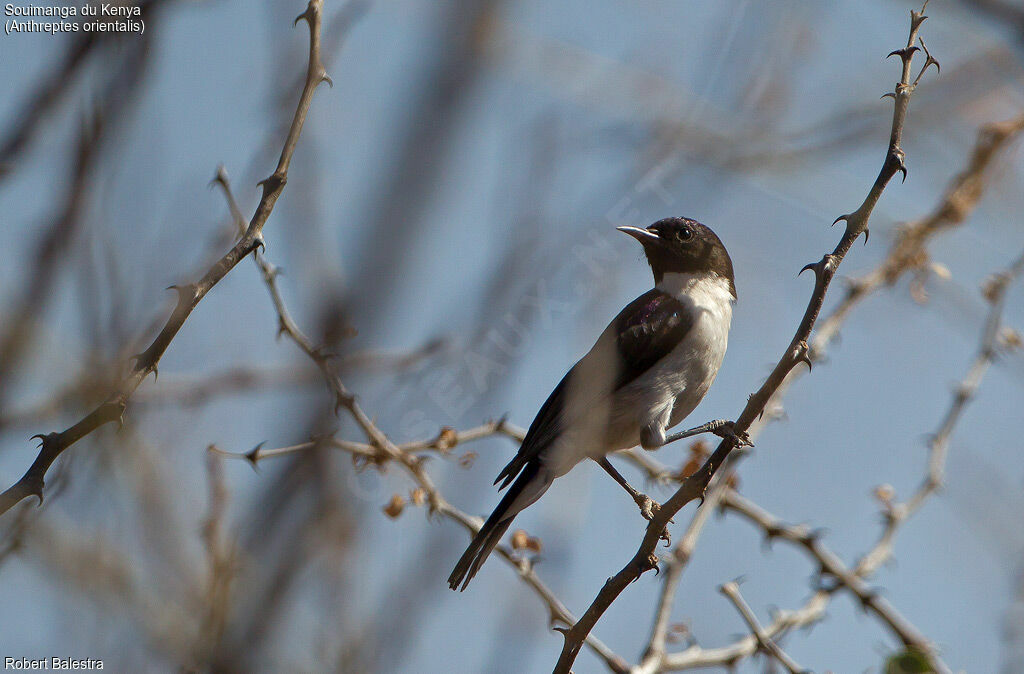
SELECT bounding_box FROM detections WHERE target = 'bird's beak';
[616,225,662,246]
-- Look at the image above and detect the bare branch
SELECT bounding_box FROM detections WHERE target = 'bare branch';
[552,6,936,671]
[854,245,1024,578]
[0,0,334,518]
[216,424,626,671]
[812,111,1024,355]
[628,108,1024,674]
[633,191,1024,674]
[718,580,808,674]
[213,133,626,671]
[721,489,945,670]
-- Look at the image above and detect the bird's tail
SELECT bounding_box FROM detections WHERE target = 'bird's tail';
[448,462,548,591]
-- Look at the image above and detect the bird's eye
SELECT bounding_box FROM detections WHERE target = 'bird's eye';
[676,227,693,242]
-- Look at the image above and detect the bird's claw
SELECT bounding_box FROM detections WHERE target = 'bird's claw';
[637,494,660,521]
[635,495,674,546]
[713,421,753,448]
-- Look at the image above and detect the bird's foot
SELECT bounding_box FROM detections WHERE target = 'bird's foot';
[712,421,753,448]
[634,494,674,545]
[635,493,660,521]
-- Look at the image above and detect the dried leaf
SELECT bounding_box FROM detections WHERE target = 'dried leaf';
[510,529,542,554]
[998,327,1022,351]
[383,494,405,519]
[929,261,951,281]
[677,457,701,480]
[982,274,1006,303]
[873,483,895,507]
[458,451,478,469]
[436,426,459,452]
[409,488,426,506]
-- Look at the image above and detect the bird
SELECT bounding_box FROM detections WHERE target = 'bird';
[448,217,748,591]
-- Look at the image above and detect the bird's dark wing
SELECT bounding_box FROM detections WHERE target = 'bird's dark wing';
[494,289,694,489]
[494,371,569,489]
[611,288,694,389]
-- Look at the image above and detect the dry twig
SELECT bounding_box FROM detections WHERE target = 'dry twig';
[0,0,333,517]
[718,580,808,674]
[721,489,943,668]
[211,145,626,670]
[210,313,626,669]
[633,108,1024,674]
[812,112,1024,354]
[854,244,1024,578]
[552,6,937,672]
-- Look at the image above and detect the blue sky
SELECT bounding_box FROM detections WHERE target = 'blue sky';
[2,1,1024,672]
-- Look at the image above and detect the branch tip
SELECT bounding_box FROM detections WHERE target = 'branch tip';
[209,164,229,189]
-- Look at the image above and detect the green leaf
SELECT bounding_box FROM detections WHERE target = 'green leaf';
[884,648,934,674]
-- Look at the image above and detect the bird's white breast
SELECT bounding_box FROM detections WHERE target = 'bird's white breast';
[653,271,733,428]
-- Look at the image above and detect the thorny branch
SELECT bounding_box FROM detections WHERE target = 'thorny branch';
[0,0,333,518]
[217,427,628,671]
[2,1,1012,670]
[552,6,938,672]
[628,119,1024,674]
[812,111,1024,354]
[209,169,629,670]
[721,489,940,664]
[631,108,1024,674]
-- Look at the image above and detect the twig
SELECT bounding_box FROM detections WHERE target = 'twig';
[0,0,333,518]
[656,594,830,672]
[194,449,236,663]
[552,6,935,672]
[215,427,626,671]
[633,110,1024,674]
[209,421,523,467]
[213,142,626,672]
[854,245,1024,578]
[635,223,1023,674]
[811,111,1024,357]
[721,489,946,670]
[718,580,808,674]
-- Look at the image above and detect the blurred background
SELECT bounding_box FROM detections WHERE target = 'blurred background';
[1,0,1023,672]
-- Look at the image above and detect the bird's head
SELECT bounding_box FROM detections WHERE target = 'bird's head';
[617,217,736,299]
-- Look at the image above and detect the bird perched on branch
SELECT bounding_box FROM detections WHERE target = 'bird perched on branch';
[449,217,747,591]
